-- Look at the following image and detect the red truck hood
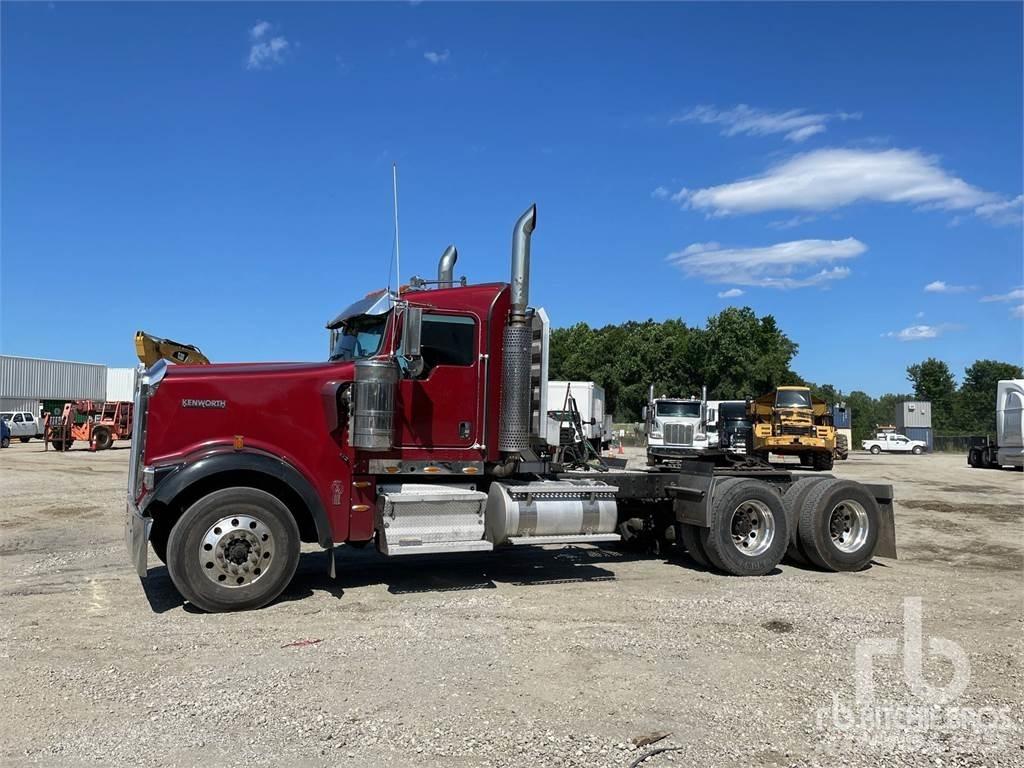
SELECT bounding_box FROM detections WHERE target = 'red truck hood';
[164,361,341,377]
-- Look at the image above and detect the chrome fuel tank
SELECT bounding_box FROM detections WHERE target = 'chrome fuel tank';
[485,480,618,545]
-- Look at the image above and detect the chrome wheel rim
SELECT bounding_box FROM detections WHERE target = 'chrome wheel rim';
[199,514,274,587]
[828,500,869,553]
[729,500,776,557]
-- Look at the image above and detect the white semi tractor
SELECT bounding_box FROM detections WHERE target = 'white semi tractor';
[644,385,712,464]
[968,379,1024,469]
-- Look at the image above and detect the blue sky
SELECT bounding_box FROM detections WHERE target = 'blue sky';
[2,1,1021,396]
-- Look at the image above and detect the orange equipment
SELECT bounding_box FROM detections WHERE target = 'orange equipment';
[44,400,133,452]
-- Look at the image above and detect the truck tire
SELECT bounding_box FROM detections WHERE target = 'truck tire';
[781,477,829,566]
[679,478,740,567]
[911,445,923,455]
[700,479,788,576]
[1,436,9,449]
[93,427,113,451]
[812,451,834,471]
[166,487,301,613]
[797,479,880,572]
[869,445,881,455]
[967,449,981,468]
[679,524,711,568]
[51,438,73,451]
[19,437,31,443]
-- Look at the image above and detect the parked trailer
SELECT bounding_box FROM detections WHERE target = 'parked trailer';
[46,400,133,451]
[125,205,897,613]
[968,379,1024,469]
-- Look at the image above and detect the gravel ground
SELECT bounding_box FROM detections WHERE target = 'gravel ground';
[1,441,1022,767]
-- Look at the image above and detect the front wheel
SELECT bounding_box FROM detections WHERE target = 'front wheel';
[911,446,923,455]
[1,436,9,449]
[870,445,881,455]
[92,427,113,451]
[166,487,301,612]
[19,437,31,443]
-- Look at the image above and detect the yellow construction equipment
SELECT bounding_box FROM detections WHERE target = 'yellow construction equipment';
[135,331,210,367]
[747,386,836,470]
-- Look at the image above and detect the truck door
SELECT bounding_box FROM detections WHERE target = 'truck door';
[395,312,480,450]
[11,413,25,437]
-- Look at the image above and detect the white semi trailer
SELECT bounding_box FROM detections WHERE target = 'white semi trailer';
[968,379,1024,469]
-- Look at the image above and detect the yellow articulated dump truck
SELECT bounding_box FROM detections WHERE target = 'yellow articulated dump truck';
[748,386,836,471]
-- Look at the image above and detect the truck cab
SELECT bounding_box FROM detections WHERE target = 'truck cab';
[644,392,710,464]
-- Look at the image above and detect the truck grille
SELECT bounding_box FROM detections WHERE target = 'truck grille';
[663,423,694,446]
[779,425,813,437]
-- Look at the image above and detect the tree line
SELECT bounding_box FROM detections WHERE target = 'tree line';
[548,308,1021,444]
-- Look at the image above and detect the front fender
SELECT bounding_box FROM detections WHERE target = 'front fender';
[148,448,333,548]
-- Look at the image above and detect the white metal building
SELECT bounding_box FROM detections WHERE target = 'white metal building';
[0,355,135,414]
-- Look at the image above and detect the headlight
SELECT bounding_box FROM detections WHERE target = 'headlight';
[650,429,662,439]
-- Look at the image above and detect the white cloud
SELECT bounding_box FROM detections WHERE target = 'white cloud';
[671,104,860,143]
[667,237,865,289]
[768,214,817,230]
[884,323,960,342]
[669,148,998,218]
[924,280,975,294]
[423,49,450,64]
[651,186,670,200]
[247,22,288,70]
[250,21,272,40]
[1012,305,1024,319]
[980,287,1024,303]
[915,311,925,318]
[975,194,1023,226]
[717,288,745,298]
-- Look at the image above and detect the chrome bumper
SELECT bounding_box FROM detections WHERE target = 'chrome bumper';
[125,499,151,578]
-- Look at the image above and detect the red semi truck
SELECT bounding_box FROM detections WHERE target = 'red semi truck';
[126,205,897,612]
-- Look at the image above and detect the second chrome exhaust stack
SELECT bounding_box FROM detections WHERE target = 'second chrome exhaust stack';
[437,245,458,288]
[498,204,538,453]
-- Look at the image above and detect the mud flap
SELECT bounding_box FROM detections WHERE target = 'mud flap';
[863,482,897,559]
[666,462,715,528]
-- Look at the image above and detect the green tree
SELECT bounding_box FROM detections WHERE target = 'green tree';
[906,358,957,431]
[956,359,1024,434]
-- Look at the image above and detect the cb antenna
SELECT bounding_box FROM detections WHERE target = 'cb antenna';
[392,162,402,295]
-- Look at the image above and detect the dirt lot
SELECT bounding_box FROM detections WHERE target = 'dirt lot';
[1,442,1021,767]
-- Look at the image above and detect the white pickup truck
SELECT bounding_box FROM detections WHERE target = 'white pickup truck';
[861,432,926,455]
[0,411,45,442]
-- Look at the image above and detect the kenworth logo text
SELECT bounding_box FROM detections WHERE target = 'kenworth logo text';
[181,399,227,409]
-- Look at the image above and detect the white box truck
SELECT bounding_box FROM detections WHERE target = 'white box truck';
[968,379,1024,469]
[546,381,610,451]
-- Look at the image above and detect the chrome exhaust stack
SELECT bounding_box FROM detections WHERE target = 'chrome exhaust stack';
[498,204,537,453]
[437,244,458,288]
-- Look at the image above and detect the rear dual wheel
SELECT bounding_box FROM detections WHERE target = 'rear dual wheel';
[680,478,788,576]
[166,487,301,613]
[795,479,880,572]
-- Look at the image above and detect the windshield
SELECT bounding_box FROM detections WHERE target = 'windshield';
[329,315,388,362]
[718,402,748,422]
[656,401,701,418]
[776,389,812,408]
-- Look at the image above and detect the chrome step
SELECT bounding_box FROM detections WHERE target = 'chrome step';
[506,533,621,546]
[384,539,495,556]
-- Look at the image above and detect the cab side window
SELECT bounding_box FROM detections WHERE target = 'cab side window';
[420,314,476,368]
[13,414,23,423]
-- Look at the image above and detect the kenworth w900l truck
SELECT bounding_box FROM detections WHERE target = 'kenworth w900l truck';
[126,205,897,612]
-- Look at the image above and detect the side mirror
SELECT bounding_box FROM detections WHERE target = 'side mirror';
[641,406,648,420]
[402,306,423,357]
[400,306,424,377]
